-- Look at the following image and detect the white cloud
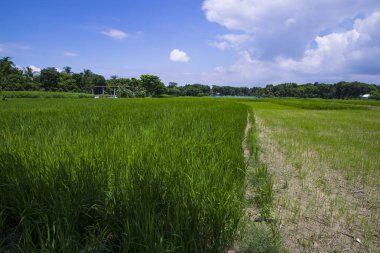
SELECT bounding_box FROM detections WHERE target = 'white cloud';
[285,18,297,27]
[29,65,41,73]
[101,28,128,40]
[212,33,251,50]
[55,67,63,72]
[0,43,30,53]
[63,51,77,57]
[277,30,361,74]
[277,11,380,76]
[203,0,380,59]
[202,1,380,85]
[201,52,285,85]
[170,49,190,63]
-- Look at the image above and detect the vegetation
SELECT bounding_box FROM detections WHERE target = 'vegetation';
[0,57,163,97]
[1,57,379,99]
[213,82,380,99]
[0,95,378,251]
[243,99,380,252]
[1,55,379,251]
[1,91,93,99]
[248,100,380,184]
[258,98,370,110]
[0,98,247,252]
[238,113,283,253]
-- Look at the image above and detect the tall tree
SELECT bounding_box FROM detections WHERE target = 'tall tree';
[81,69,106,92]
[140,74,166,97]
[0,57,24,90]
[40,67,60,91]
[63,66,72,74]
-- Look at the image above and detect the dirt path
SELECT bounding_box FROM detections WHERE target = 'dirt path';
[255,115,380,252]
[228,112,258,253]
[241,112,262,223]
[242,112,252,163]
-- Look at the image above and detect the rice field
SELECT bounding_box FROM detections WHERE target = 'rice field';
[1,96,379,252]
[0,98,248,252]
[243,99,380,252]
[1,91,93,99]
[245,99,380,184]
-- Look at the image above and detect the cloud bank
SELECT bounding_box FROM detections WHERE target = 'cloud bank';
[202,0,380,85]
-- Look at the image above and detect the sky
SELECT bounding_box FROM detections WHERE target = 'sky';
[1,0,380,87]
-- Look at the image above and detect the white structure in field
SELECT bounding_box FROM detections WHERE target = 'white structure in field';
[92,86,118,98]
[360,94,370,99]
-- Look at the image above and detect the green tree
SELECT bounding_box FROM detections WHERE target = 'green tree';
[81,69,106,93]
[40,67,60,91]
[58,71,77,91]
[0,57,24,90]
[167,82,180,96]
[182,84,211,96]
[370,90,380,100]
[140,74,166,97]
[23,66,40,90]
[63,66,72,74]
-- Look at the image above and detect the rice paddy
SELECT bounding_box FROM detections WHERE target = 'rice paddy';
[0,98,247,252]
[243,99,380,252]
[1,96,379,252]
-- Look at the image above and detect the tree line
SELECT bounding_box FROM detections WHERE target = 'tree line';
[1,57,379,99]
[213,82,380,100]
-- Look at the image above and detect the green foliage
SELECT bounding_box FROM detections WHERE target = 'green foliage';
[212,85,250,96]
[181,84,211,97]
[370,90,380,100]
[40,67,60,91]
[112,77,147,98]
[213,82,379,99]
[251,166,273,221]
[140,74,166,97]
[266,98,368,110]
[238,112,283,252]
[1,91,93,98]
[0,57,24,90]
[0,57,106,94]
[116,86,134,98]
[81,69,106,92]
[167,82,181,96]
[2,56,379,100]
[240,222,283,253]
[245,100,380,185]
[0,98,247,252]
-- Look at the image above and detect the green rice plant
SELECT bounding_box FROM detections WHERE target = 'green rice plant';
[251,166,273,221]
[0,98,247,252]
[243,99,380,251]
[330,99,380,106]
[239,112,283,252]
[246,113,274,221]
[1,90,93,99]
[240,222,283,253]
[266,98,368,110]
[245,101,380,184]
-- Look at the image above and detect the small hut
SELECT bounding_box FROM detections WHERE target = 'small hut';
[93,86,118,98]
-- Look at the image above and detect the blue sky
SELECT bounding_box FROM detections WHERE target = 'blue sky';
[1,0,380,86]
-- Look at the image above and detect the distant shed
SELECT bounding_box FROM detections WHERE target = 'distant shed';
[93,86,118,98]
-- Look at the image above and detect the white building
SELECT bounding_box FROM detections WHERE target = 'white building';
[360,94,371,99]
